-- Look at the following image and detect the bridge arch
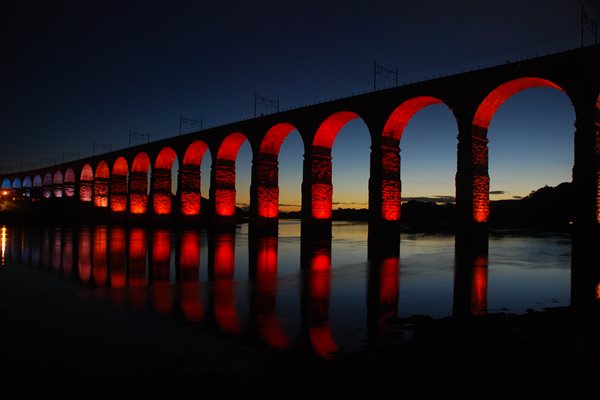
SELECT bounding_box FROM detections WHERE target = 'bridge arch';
[22,176,32,189]
[181,140,210,216]
[152,147,178,215]
[110,157,129,212]
[53,170,64,198]
[12,177,22,189]
[42,173,53,198]
[79,164,93,202]
[213,132,249,219]
[1,178,9,189]
[130,152,151,214]
[33,175,42,188]
[94,161,110,207]
[309,111,365,220]
[254,123,300,219]
[469,77,568,223]
[377,96,451,221]
[63,168,75,197]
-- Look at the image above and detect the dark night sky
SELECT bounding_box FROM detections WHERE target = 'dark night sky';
[2,0,598,208]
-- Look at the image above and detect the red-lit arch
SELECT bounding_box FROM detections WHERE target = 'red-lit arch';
[63,168,75,197]
[254,123,300,219]
[379,96,450,221]
[130,152,151,214]
[213,132,249,218]
[79,164,93,202]
[94,161,110,207]
[152,147,178,215]
[310,111,363,220]
[52,170,64,198]
[470,77,567,223]
[180,140,210,216]
[110,157,129,212]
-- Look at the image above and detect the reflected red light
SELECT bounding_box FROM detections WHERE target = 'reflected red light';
[255,236,291,349]
[128,228,147,287]
[470,256,488,316]
[152,230,172,313]
[62,231,73,277]
[307,245,338,359]
[180,231,200,281]
[212,233,240,334]
[181,282,204,322]
[152,230,171,282]
[93,226,108,286]
[109,228,127,288]
[379,257,399,306]
[51,229,62,271]
[78,228,91,284]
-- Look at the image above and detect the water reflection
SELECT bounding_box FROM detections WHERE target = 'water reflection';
[0,223,588,359]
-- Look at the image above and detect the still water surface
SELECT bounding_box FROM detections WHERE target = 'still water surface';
[0,221,571,357]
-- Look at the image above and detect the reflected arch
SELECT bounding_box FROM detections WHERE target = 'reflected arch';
[111,157,129,212]
[130,152,151,214]
[152,147,178,215]
[467,77,569,223]
[181,140,210,216]
[212,132,249,219]
[94,161,110,207]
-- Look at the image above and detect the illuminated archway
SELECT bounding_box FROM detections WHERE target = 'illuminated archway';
[94,161,110,207]
[110,157,129,212]
[12,177,22,189]
[213,132,248,219]
[1,178,10,189]
[379,96,447,221]
[42,173,53,198]
[152,147,177,215]
[33,175,42,188]
[180,140,210,216]
[22,176,32,198]
[468,77,567,223]
[52,170,63,198]
[255,123,299,219]
[309,111,363,220]
[79,164,93,202]
[64,168,75,197]
[130,152,150,214]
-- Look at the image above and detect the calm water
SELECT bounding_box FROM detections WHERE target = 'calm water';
[0,221,573,357]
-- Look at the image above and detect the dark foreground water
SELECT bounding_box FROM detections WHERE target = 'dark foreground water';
[0,221,572,357]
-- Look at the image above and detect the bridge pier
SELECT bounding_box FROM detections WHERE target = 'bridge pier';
[250,156,279,235]
[301,149,333,238]
[129,171,148,214]
[210,160,237,229]
[110,174,128,212]
[179,163,201,216]
[93,177,109,208]
[151,168,172,215]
